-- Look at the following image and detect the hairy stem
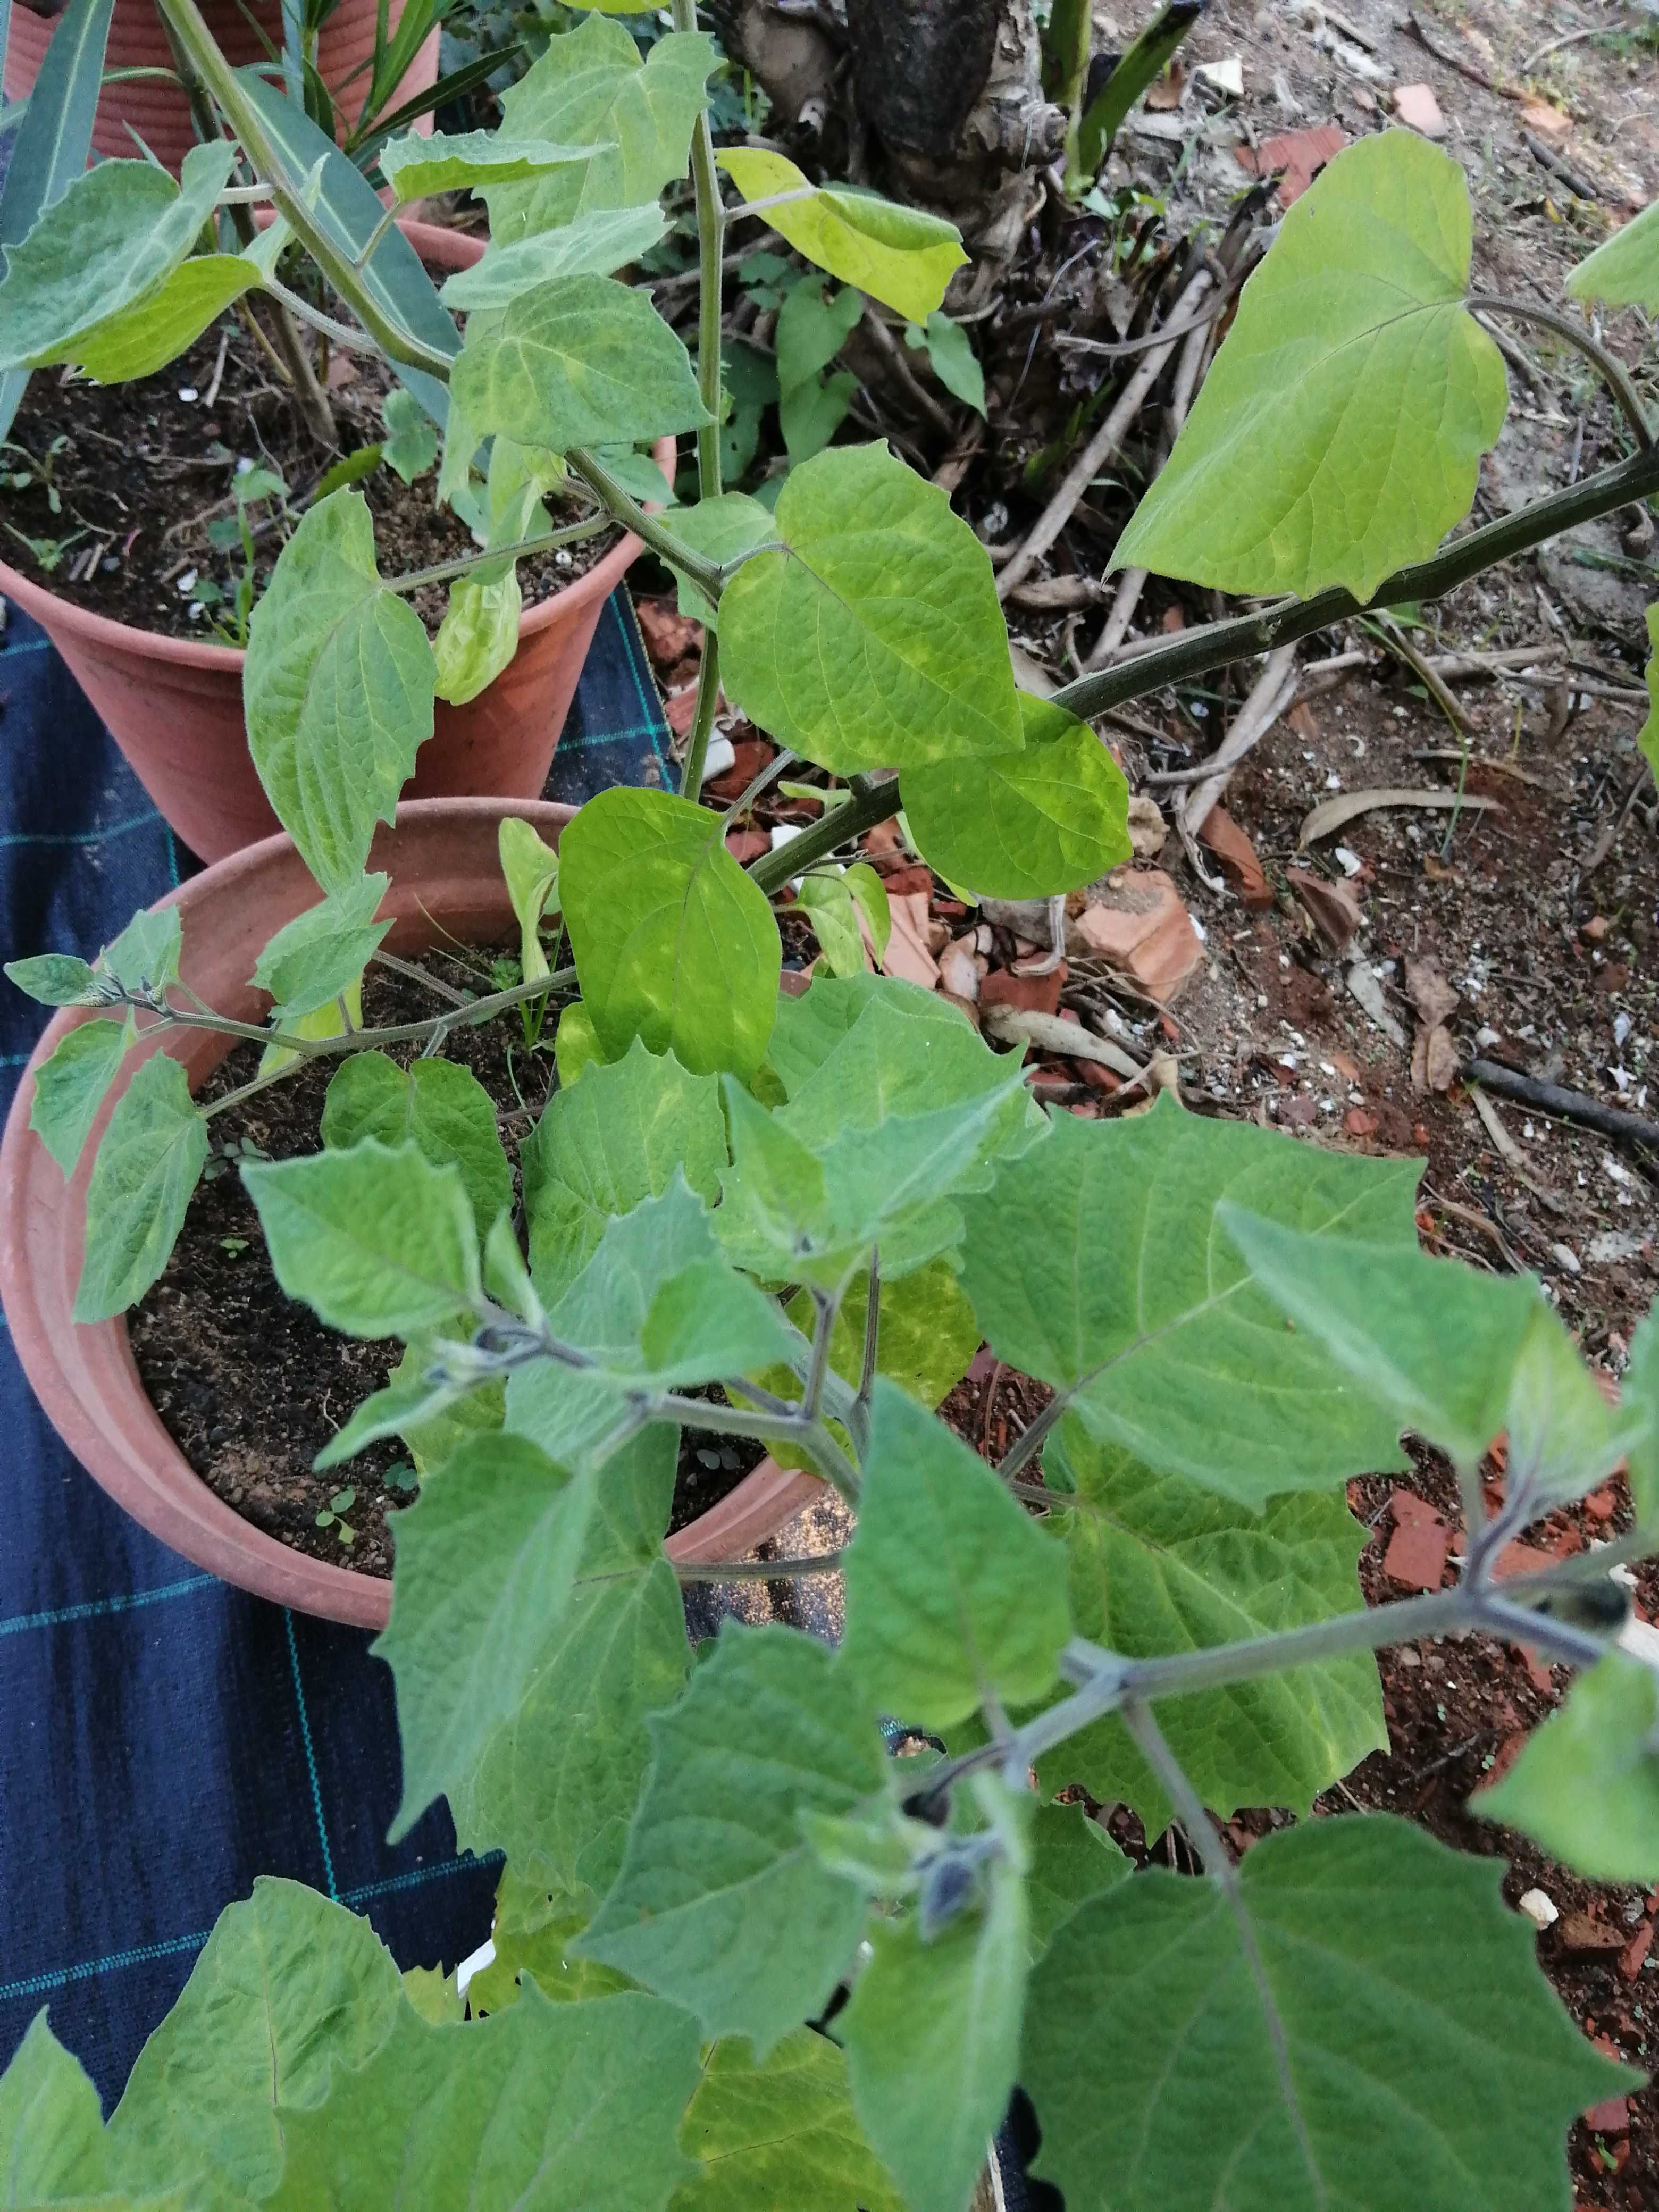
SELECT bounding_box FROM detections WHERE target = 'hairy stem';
[1470,292,1654,453]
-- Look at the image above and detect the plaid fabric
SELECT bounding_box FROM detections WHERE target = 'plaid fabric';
[0,589,672,2108]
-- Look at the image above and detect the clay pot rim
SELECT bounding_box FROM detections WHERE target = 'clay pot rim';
[0,798,824,1631]
[0,217,675,677]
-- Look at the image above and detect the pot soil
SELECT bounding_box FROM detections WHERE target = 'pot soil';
[4,0,438,173]
[0,801,824,1630]
[0,221,676,865]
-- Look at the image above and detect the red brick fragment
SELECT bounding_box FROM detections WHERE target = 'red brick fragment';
[1382,1492,1451,1592]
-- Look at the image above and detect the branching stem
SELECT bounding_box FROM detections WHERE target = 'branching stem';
[1469,292,1654,452]
[144,965,577,1062]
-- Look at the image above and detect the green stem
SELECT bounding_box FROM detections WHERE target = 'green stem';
[679,631,723,807]
[566,448,725,604]
[672,1551,848,1582]
[386,514,610,594]
[747,774,901,897]
[153,965,576,1061]
[354,198,400,274]
[1469,291,1654,453]
[673,0,726,504]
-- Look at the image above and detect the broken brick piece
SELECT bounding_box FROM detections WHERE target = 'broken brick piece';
[981,967,1065,1018]
[1382,1492,1451,1592]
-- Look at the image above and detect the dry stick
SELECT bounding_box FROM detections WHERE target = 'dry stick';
[994,268,1214,601]
[1463,1059,1659,1150]
[1523,129,1603,201]
[861,306,957,437]
[1182,642,1300,835]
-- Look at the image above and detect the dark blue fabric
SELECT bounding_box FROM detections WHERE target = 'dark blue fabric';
[0,589,672,2109]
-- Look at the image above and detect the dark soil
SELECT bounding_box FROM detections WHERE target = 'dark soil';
[127,951,758,1577]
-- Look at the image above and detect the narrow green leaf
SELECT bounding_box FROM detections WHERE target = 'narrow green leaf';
[242,1138,481,1338]
[560,786,781,1079]
[910,311,985,415]
[1114,131,1509,601]
[793,870,867,978]
[74,1053,207,1321]
[720,443,1023,775]
[1024,1816,1634,2212]
[844,862,890,962]
[671,2029,904,2212]
[245,490,437,894]
[581,1623,885,2052]
[1623,1306,1659,1532]
[28,1016,130,1177]
[250,873,391,1022]
[718,148,966,324]
[499,815,561,984]
[439,204,671,311]
[1026,1803,1131,1957]
[1478,1652,1659,1884]
[5,952,99,1006]
[1567,199,1659,313]
[0,2012,111,2203]
[379,128,601,203]
[321,1053,512,1239]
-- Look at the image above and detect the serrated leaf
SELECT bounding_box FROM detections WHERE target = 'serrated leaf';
[1567,199,1659,313]
[661,489,776,626]
[400,1965,462,2025]
[320,1052,512,1239]
[581,1623,885,2051]
[1024,1815,1633,2212]
[671,2028,904,2212]
[499,815,562,985]
[718,149,966,324]
[4,952,99,1006]
[1114,131,1509,601]
[468,1881,635,2015]
[250,873,391,1021]
[245,490,437,894]
[910,312,985,415]
[767,971,973,1096]
[560,786,781,1079]
[28,1016,130,1176]
[108,1877,406,2203]
[521,1035,726,1301]
[958,1099,1419,1507]
[454,273,710,454]
[0,2011,112,2202]
[843,1381,1070,1729]
[242,1138,481,1338]
[1222,1206,1542,1471]
[379,128,601,203]
[1026,1803,1131,1956]
[265,1985,700,2211]
[433,568,522,705]
[485,16,715,241]
[74,1052,207,1321]
[98,907,181,997]
[440,204,671,310]
[720,443,1023,775]
[903,691,1133,899]
[448,1426,691,1894]
[1478,1652,1659,1883]
[1041,1415,1386,1832]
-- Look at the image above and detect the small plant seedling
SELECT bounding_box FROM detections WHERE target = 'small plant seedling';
[313,1487,357,1544]
[0,432,70,510]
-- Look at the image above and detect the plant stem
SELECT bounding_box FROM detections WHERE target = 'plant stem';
[646,1388,862,1502]
[354,199,401,274]
[263,275,386,356]
[565,448,725,603]
[747,774,901,896]
[1469,292,1654,452]
[802,1287,837,1422]
[672,1550,848,1582]
[150,965,577,1061]
[851,1246,881,1447]
[679,633,724,807]
[672,0,726,504]
[386,514,610,594]
[719,747,798,826]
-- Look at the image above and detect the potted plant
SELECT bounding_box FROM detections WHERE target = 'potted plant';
[6,7,1659,2194]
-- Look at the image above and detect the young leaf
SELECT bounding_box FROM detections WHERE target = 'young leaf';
[559,786,781,1079]
[793,870,868,978]
[97,906,182,997]
[484,15,716,241]
[766,971,974,1095]
[433,569,521,705]
[380,387,439,485]
[775,275,862,466]
[671,2028,904,2212]
[958,1099,1420,1507]
[250,873,391,1022]
[4,952,99,1004]
[1478,1652,1659,1884]
[108,1877,406,2203]
[843,1381,1071,1729]
[521,1035,726,1301]
[908,312,986,415]
[245,491,437,895]
[28,1015,130,1175]
[1023,1815,1633,2212]
[439,204,672,311]
[378,128,601,203]
[70,252,260,384]
[313,1361,485,1472]
[721,443,1024,775]
[902,691,1133,898]
[1503,1298,1646,1505]
[660,489,776,626]
[265,1985,700,2211]
[0,2012,111,2201]
[453,273,711,454]
[1566,198,1659,314]
[242,1138,482,1338]
[718,149,967,324]
[581,1623,885,2051]
[74,1052,207,1321]
[1221,1208,1542,1472]
[321,1053,513,1238]
[1026,1802,1132,1957]
[1113,131,1509,601]
[499,814,562,985]
[1040,1415,1385,1832]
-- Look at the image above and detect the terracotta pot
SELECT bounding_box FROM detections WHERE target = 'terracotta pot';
[4,0,439,173]
[0,800,826,1630]
[0,221,676,866]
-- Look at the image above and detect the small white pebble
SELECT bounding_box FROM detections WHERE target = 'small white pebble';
[178,386,199,403]
[177,569,197,594]
[1518,1889,1560,1932]
[1550,1243,1582,1276]
[701,733,736,781]
[1333,845,1361,876]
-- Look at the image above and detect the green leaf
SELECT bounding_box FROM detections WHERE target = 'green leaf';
[1623,1306,1659,1532]
[440,204,672,311]
[592,440,676,506]
[433,569,521,706]
[250,873,391,1021]
[1221,1206,1542,1471]
[958,1100,1419,1507]
[98,907,182,997]
[4,952,99,1005]
[909,312,985,415]
[1023,1815,1633,2212]
[1113,131,1509,602]
[581,1623,885,2051]
[485,16,716,242]
[1567,198,1659,313]
[455,273,709,455]
[381,387,439,484]
[844,1381,1071,1729]
[242,1138,481,1338]
[245,490,437,895]
[720,443,1023,775]
[0,140,234,371]
[560,786,781,1079]
[844,863,890,962]
[499,814,562,985]
[775,275,862,466]
[522,1035,726,1301]
[448,1426,691,1895]
[0,2011,111,2202]
[1503,1297,1646,1505]
[1640,601,1658,784]
[661,490,776,626]
[379,128,601,203]
[314,1329,504,1472]
[903,691,1133,899]
[767,970,973,1095]
[555,1000,605,1088]
[265,1985,700,2211]
[74,253,259,384]
[400,1965,462,2026]
[74,1052,207,1321]
[1026,1802,1131,1957]
[321,1052,512,1240]
[1041,1415,1386,1832]
[468,1879,635,2014]
[793,870,868,978]
[108,1878,406,2203]
[671,2028,904,2212]
[28,1015,131,1177]
[1478,1652,1659,1884]
[718,149,967,324]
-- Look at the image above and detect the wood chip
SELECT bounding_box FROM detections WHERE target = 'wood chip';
[980,1004,1145,1080]
[1299,787,1502,848]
